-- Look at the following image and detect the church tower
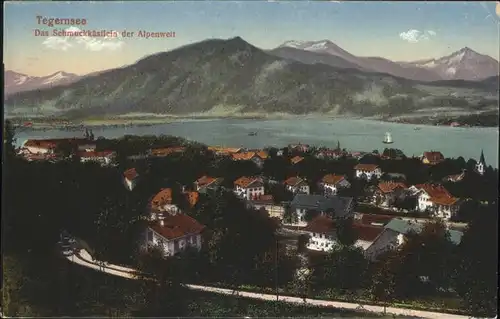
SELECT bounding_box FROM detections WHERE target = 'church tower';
[475,150,486,175]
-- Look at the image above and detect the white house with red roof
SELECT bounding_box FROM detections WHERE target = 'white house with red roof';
[22,138,96,155]
[284,176,310,194]
[372,181,407,207]
[303,215,384,252]
[320,174,351,195]
[234,176,265,200]
[123,168,139,191]
[194,175,224,193]
[354,164,382,180]
[410,184,461,220]
[145,214,206,256]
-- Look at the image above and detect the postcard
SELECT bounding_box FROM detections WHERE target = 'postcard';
[3,1,498,318]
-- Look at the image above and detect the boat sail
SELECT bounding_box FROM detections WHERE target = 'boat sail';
[383,132,393,144]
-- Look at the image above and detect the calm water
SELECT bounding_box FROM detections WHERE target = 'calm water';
[14,118,498,168]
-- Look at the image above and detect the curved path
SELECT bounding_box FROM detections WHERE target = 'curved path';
[65,248,472,319]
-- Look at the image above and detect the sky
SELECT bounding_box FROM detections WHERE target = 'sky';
[4,1,500,76]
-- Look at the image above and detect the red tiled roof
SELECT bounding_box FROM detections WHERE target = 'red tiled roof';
[359,214,394,226]
[124,168,139,181]
[196,176,217,188]
[321,174,345,185]
[414,184,459,206]
[184,191,199,207]
[377,181,407,193]
[24,138,95,150]
[284,176,305,187]
[234,176,262,188]
[353,223,384,241]
[256,151,269,159]
[151,188,172,208]
[151,147,186,156]
[304,215,335,234]
[423,151,444,164]
[208,146,241,154]
[149,214,205,240]
[354,164,379,172]
[290,156,304,164]
[232,152,256,161]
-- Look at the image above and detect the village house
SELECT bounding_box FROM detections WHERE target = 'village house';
[150,188,199,218]
[232,151,268,168]
[290,194,354,225]
[354,164,382,180]
[149,147,186,157]
[207,146,242,156]
[320,174,351,195]
[421,151,445,165]
[315,149,343,160]
[247,195,285,220]
[303,215,384,252]
[284,177,310,194]
[145,213,205,257]
[372,181,408,207]
[233,176,265,200]
[78,150,115,166]
[289,143,310,153]
[442,169,466,183]
[123,168,139,191]
[290,156,304,165]
[21,138,96,155]
[410,184,461,220]
[150,188,179,217]
[194,175,224,193]
[364,219,463,261]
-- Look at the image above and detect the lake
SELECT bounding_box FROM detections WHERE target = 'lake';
[14,118,498,168]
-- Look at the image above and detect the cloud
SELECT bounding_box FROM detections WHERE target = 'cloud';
[42,27,124,52]
[399,29,436,43]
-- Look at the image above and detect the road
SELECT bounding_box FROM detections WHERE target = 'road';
[64,248,472,319]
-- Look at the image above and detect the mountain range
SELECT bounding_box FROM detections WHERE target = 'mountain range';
[4,70,82,96]
[271,40,498,82]
[4,37,499,121]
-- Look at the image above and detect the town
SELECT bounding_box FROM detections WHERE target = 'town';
[3,122,498,318]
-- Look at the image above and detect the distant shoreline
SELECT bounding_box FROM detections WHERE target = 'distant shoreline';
[5,112,498,130]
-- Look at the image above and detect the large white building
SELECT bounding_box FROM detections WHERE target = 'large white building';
[303,215,385,253]
[234,176,265,200]
[409,184,461,220]
[354,164,382,180]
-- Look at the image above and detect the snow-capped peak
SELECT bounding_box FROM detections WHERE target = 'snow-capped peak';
[280,40,308,49]
[42,71,77,84]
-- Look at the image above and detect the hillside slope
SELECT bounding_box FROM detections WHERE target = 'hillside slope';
[5,37,498,120]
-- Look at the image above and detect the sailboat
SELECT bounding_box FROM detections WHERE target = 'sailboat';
[383,132,393,144]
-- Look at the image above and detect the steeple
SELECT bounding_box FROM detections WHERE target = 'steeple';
[479,150,486,165]
[475,150,486,175]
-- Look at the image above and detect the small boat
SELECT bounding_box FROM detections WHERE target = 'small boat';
[383,132,393,144]
[414,127,421,131]
[248,132,257,136]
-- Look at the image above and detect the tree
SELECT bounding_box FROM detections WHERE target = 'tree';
[335,217,358,247]
[296,234,310,253]
[304,209,320,222]
[3,119,17,161]
[323,245,368,292]
[283,203,297,224]
[135,246,188,316]
[455,205,498,317]
[371,252,397,312]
